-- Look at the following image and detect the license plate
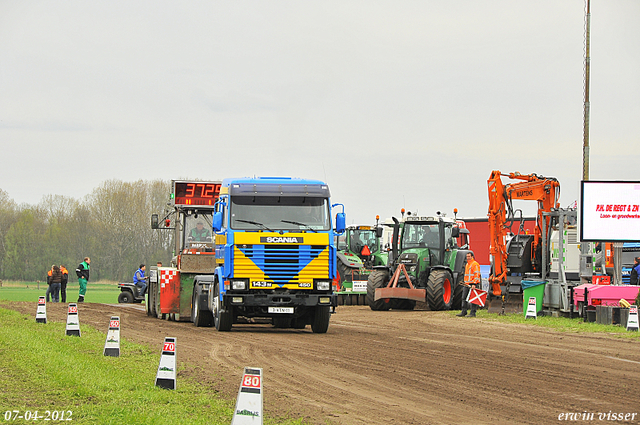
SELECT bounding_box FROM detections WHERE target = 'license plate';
[268,307,294,314]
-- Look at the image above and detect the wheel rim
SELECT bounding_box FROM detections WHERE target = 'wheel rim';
[443,278,452,304]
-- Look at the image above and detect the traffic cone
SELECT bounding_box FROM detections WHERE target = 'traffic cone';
[627,305,639,332]
[103,316,121,357]
[231,367,263,425]
[65,303,81,336]
[155,337,176,389]
[35,296,47,324]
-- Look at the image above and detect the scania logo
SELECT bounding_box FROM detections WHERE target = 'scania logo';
[260,237,303,243]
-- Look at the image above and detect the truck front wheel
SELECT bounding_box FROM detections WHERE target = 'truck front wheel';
[213,281,233,331]
[311,306,330,333]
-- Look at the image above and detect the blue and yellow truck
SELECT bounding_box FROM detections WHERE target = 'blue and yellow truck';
[149,177,345,333]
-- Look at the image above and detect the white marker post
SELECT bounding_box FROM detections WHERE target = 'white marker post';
[155,337,176,390]
[35,296,47,324]
[627,305,639,332]
[231,367,263,425]
[103,316,121,357]
[525,297,537,320]
[65,303,81,336]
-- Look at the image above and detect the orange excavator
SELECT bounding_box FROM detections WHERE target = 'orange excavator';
[487,171,560,312]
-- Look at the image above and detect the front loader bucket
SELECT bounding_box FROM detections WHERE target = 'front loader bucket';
[375,287,426,302]
[487,293,523,315]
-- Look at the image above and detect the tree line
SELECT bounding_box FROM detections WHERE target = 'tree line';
[0,179,174,283]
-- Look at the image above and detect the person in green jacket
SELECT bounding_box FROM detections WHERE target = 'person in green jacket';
[75,257,91,303]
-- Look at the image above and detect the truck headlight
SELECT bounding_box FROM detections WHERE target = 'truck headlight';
[319,297,331,304]
[232,297,243,303]
[316,281,331,291]
[231,280,246,290]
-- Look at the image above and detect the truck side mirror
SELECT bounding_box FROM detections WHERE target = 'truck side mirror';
[213,211,222,232]
[376,227,383,238]
[335,213,346,233]
[151,214,159,229]
[451,227,460,238]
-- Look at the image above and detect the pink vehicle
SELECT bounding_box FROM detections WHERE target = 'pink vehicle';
[573,284,640,313]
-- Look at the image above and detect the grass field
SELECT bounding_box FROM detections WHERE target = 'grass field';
[0,307,304,425]
[0,281,122,304]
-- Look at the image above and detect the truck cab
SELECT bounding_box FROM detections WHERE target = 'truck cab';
[207,177,345,332]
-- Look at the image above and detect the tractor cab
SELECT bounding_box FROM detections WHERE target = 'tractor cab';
[397,216,461,274]
[342,226,380,259]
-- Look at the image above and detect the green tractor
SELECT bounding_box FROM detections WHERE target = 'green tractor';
[335,222,388,305]
[366,213,471,311]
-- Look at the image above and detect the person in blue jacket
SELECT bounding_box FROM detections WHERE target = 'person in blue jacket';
[630,257,640,286]
[133,264,147,297]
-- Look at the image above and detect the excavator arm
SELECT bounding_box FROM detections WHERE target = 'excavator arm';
[487,171,560,297]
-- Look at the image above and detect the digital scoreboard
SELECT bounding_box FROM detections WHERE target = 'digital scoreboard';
[172,181,221,206]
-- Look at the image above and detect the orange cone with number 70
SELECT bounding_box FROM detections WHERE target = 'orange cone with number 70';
[231,367,263,425]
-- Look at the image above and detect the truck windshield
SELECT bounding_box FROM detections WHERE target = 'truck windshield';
[402,223,441,250]
[230,196,330,231]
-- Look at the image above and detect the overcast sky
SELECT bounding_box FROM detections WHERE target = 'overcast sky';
[1,1,638,224]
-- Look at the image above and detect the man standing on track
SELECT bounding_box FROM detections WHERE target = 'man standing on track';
[75,257,90,303]
[457,252,481,318]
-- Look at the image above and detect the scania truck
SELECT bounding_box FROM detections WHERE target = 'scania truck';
[148,177,345,333]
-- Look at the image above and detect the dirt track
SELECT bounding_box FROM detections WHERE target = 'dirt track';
[5,301,640,424]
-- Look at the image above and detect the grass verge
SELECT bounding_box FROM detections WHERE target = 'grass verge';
[450,309,640,339]
[0,308,305,425]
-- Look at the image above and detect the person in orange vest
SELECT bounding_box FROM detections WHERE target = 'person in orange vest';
[456,252,481,318]
[60,265,69,303]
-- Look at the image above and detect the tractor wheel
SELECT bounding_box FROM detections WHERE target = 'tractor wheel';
[391,299,416,310]
[452,274,465,310]
[311,306,331,333]
[118,291,133,303]
[192,284,213,327]
[213,281,233,331]
[337,261,350,286]
[426,269,454,311]
[366,270,391,311]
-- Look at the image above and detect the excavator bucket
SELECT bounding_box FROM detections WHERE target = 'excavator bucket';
[487,293,523,315]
